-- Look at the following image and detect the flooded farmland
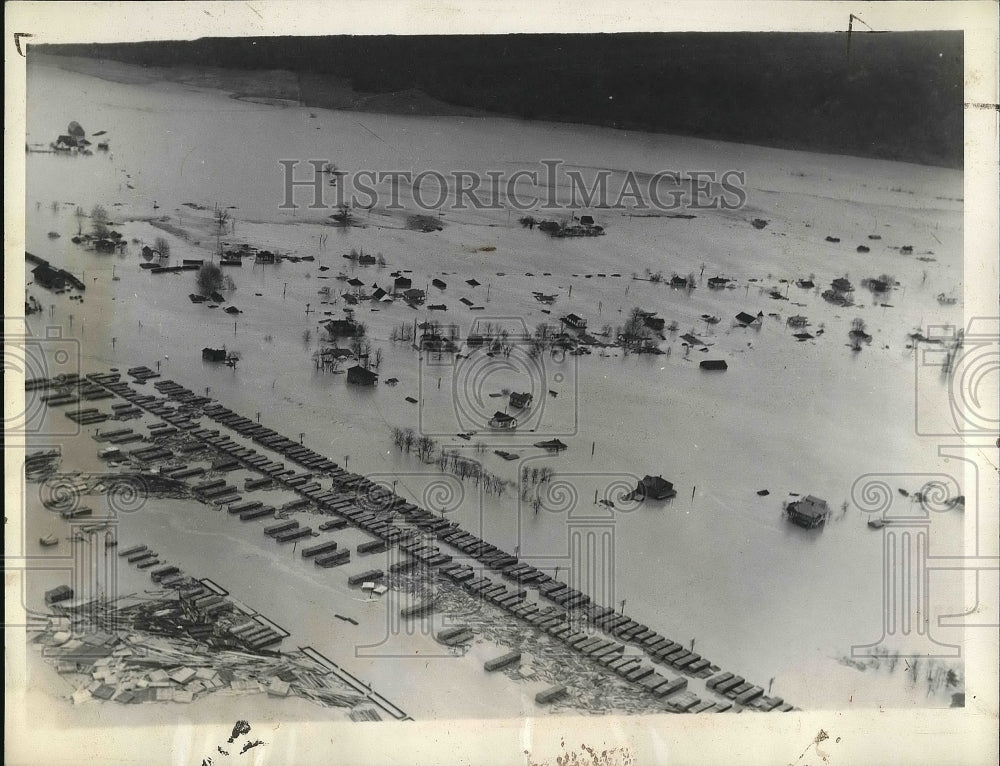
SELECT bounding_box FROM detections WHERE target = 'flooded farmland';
[17,49,975,730]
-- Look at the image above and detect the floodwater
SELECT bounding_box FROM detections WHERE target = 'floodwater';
[20,54,970,714]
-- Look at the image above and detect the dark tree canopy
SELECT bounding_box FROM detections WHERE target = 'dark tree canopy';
[35,32,963,168]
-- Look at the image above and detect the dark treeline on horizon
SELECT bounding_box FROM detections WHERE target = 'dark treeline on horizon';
[36,33,963,168]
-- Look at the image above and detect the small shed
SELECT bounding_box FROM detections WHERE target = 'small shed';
[534,439,568,452]
[699,360,728,371]
[347,365,378,386]
[643,315,666,332]
[323,318,357,337]
[202,348,227,362]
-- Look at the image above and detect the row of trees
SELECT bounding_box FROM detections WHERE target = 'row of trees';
[390,427,510,497]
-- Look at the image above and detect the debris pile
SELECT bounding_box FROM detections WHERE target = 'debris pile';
[32,594,373,711]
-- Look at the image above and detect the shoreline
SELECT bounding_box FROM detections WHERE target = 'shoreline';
[29,51,958,172]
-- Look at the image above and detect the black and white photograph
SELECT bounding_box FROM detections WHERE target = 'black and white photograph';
[6,2,998,764]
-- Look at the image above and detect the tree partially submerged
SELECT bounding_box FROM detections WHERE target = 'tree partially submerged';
[196,262,224,296]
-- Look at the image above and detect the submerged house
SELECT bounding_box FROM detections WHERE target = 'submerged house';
[202,347,227,362]
[94,239,118,253]
[393,276,412,293]
[708,276,730,289]
[322,318,358,338]
[643,315,666,333]
[403,288,426,304]
[346,365,378,386]
[31,263,67,291]
[785,495,830,529]
[509,392,533,409]
[699,359,728,371]
[562,313,587,330]
[534,438,568,452]
[735,311,764,327]
[488,411,517,430]
[634,475,677,501]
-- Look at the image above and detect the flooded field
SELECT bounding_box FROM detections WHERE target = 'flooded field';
[18,53,970,719]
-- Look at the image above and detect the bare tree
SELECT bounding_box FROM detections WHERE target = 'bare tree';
[416,435,436,462]
[213,204,230,257]
[91,204,109,238]
[154,236,170,258]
